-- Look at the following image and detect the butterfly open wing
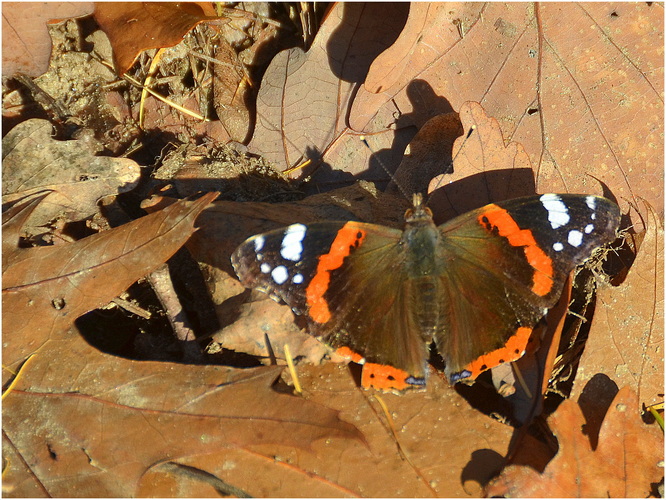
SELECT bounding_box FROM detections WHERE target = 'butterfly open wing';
[433,194,620,381]
[232,221,430,390]
[232,193,621,389]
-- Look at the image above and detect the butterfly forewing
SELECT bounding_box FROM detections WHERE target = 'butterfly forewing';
[232,222,348,313]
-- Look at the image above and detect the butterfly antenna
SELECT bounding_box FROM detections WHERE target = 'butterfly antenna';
[360,135,414,204]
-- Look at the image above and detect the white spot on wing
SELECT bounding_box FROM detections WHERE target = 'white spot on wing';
[280,224,307,261]
[271,265,289,285]
[585,223,594,234]
[260,263,271,274]
[586,196,596,210]
[292,273,304,284]
[540,194,570,229]
[568,229,583,247]
[254,235,265,253]
[553,242,564,252]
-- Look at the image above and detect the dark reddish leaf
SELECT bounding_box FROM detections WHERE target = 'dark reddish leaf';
[93,2,220,75]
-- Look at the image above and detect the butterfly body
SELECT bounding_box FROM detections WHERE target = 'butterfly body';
[232,193,620,391]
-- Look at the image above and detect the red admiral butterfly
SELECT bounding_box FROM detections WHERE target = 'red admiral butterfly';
[231,192,620,391]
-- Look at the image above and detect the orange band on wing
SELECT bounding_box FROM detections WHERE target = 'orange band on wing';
[478,205,554,296]
[462,326,533,380]
[305,223,366,323]
[338,348,425,392]
[336,346,365,364]
[362,363,417,392]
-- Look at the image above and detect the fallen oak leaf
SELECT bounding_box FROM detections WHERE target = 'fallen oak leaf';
[350,3,662,230]
[2,192,52,269]
[486,386,664,497]
[405,101,540,223]
[2,192,218,381]
[249,2,410,178]
[212,40,253,143]
[2,119,141,230]
[571,201,664,411]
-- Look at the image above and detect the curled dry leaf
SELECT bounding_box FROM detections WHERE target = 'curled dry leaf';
[2,2,94,78]
[486,386,664,497]
[93,2,220,76]
[2,333,361,497]
[2,119,141,229]
[2,192,217,381]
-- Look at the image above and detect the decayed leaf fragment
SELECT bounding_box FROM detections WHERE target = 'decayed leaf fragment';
[486,386,664,497]
[2,192,217,381]
[2,119,141,229]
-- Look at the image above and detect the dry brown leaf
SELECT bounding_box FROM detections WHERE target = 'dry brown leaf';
[130,360,515,497]
[425,102,542,223]
[211,295,329,367]
[2,2,94,78]
[247,3,660,231]
[2,193,217,381]
[486,386,663,497]
[93,2,219,76]
[387,111,463,198]
[212,41,252,143]
[349,3,663,230]
[2,333,361,497]
[249,2,410,178]
[239,361,515,497]
[2,118,140,228]
[571,202,664,410]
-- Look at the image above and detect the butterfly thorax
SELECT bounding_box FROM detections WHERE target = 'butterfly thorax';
[401,193,441,277]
